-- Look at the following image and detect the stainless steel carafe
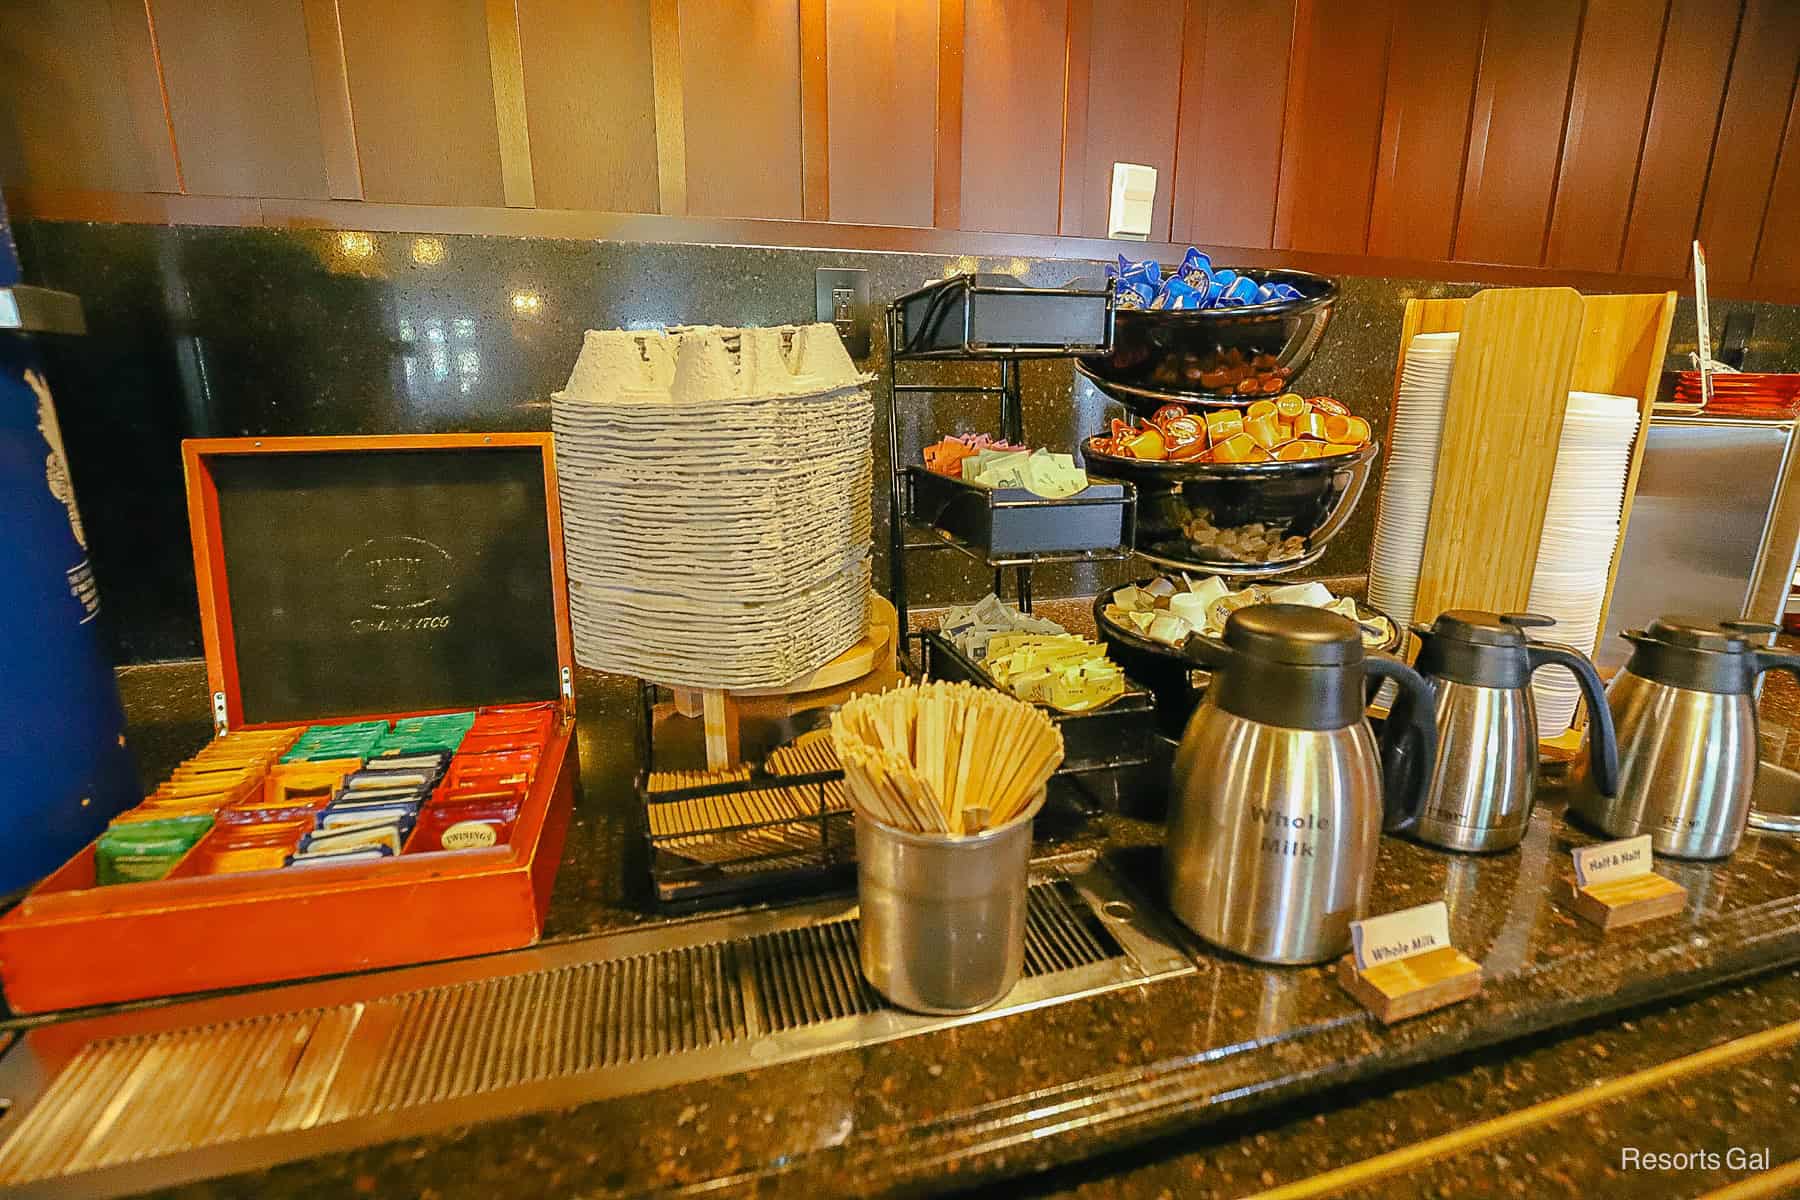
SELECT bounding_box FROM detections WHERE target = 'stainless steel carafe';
[1570,616,1800,859]
[1407,611,1619,853]
[1166,604,1437,965]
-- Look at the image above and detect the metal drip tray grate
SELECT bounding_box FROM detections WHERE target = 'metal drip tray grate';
[0,858,1189,1198]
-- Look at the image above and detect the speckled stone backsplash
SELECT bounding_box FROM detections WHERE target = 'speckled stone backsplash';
[16,220,1800,664]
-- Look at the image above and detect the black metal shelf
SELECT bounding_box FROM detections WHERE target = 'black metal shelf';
[884,277,1125,642]
[890,274,1114,361]
[904,465,1135,567]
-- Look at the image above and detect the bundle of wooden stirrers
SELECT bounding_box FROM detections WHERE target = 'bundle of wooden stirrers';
[830,682,1064,835]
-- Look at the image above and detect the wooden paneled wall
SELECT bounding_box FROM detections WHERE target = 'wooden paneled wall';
[3,0,1798,298]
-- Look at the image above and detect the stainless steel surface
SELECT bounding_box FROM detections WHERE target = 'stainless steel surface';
[854,796,1042,1015]
[0,854,1192,1198]
[1749,759,1800,834]
[0,285,86,335]
[1569,670,1758,859]
[1415,680,1539,853]
[1167,708,1382,964]
[1598,418,1799,674]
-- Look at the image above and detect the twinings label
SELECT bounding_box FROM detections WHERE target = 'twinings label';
[441,821,499,850]
[1351,900,1451,971]
[1574,835,1653,887]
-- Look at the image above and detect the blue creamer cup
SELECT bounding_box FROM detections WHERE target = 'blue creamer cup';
[1176,247,1214,288]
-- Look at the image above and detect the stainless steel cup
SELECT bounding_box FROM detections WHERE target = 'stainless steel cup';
[853,794,1044,1015]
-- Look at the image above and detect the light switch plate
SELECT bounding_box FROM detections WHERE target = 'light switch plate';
[815,267,871,358]
[1109,163,1157,241]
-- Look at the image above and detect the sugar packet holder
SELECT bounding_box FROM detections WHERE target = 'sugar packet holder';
[1336,901,1482,1025]
[1557,836,1687,930]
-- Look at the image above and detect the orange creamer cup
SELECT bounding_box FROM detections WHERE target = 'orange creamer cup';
[1275,393,1308,420]
[1204,410,1244,442]
[1243,413,1285,451]
[1212,432,1260,463]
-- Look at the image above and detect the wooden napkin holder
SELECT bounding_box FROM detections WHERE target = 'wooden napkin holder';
[1384,288,1677,747]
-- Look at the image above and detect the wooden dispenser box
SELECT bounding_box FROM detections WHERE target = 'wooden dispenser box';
[0,435,579,1014]
[1386,288,1677,746]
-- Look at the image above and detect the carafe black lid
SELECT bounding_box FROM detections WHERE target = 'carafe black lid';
[1224,604,1362,666]
[1427,610,1548,648]
[1641,616,1771,653]
[1415,611,1555,688]
[1624,616,1782,693]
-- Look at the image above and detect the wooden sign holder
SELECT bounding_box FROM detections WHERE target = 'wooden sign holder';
[1385,288,1678,750]
[1558,871,1688,930]
[1337,945,1483,1025]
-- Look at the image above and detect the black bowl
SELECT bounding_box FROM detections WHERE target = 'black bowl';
[1092,582,1400,739]
[1076,268,1338,415]
[1079,438,1378,576]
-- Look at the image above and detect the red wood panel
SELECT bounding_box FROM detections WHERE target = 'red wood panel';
[678,0,803,219]
[0,0,163,192]
[338,0,505,206]
[1455,0,1583,265]
[1274,0,1395,255]
[933,0,964,229]
[152,0,331,199]
[1753,86,1800,289]
[799,0,828,220]
[1171,0,1295,250]
[825,0,938,227]
[1367,0,1484,261]
[1058,0,1185,240]
[959,0,1067,234]
[516,0,660,213]
[1544,0,1669,272]
[1620,0,1740,278]
[1696,0,1800,284]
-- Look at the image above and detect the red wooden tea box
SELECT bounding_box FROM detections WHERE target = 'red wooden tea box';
[0,434,578,1013]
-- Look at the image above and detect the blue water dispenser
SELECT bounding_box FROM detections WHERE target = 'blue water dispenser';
[0,199,137,896]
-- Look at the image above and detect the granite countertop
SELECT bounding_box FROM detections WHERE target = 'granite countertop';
[17,649,1800,1198]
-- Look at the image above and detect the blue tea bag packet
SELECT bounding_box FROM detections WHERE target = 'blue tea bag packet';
[286,846,394,868]
[319,803,419,831]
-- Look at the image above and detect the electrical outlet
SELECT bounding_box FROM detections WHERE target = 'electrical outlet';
[815,267,871,358]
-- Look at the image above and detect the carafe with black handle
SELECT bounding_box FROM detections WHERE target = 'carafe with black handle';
[1165,604,1437,964]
